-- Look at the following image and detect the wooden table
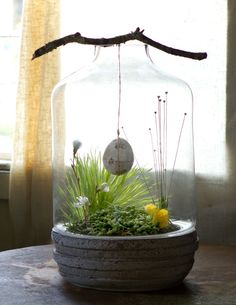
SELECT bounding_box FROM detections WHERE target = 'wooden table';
[0,244,235,305]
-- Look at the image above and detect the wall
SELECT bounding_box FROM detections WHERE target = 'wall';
[0,199,13,250]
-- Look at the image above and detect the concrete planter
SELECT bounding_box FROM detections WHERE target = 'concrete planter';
[52,222,198,291]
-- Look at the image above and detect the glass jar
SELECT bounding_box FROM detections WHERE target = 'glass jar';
[51,43,196,234]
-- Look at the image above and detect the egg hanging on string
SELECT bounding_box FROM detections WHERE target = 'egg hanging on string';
[103,138,134,175]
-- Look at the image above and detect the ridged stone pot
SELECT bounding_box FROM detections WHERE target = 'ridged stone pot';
[52,224,198,291]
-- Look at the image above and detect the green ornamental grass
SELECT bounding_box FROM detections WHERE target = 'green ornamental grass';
[59,150,177,236]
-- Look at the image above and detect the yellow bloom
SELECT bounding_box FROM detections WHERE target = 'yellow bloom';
[144,203,158,216]
[152,209,169,228]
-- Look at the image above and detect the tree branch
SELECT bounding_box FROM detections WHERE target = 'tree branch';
[32,27,207,61]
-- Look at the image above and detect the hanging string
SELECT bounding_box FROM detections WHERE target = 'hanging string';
[116,45,122,172]
[117,44,121,138]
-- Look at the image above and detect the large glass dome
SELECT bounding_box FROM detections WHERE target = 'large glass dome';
[51,43,196,234]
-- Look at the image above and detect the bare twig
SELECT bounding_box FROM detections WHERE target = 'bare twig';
[32,27,207,61]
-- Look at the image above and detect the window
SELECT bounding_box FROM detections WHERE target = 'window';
[0,0,23,164]
[60,0,227,177]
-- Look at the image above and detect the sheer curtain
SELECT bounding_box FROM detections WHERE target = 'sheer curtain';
[9,0,60,248]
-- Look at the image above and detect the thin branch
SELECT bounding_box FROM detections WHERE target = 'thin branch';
[32,27,207,61]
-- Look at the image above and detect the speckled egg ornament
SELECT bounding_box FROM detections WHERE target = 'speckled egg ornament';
[103,138,134,175]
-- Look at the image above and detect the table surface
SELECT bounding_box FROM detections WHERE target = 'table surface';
[0,243,235,305]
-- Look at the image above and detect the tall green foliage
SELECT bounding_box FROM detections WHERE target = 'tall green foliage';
[59,152,153,230]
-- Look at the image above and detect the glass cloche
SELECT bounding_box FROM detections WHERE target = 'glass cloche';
[51,43,196,236]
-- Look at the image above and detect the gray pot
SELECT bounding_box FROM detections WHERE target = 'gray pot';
[52,223,198,291]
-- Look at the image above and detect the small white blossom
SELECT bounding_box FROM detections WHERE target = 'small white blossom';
[74,196,89,208]
[100,182,109,193]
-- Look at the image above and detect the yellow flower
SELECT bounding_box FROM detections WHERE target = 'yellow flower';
[144,203,158,216]
[152,209,169,228]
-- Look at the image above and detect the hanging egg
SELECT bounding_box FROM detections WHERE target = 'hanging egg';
[103,138,134,175]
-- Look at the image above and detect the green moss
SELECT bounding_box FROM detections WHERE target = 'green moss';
[64,205,179,236]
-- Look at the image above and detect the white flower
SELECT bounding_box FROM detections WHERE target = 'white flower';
[74,196,89,208]
[100,182,109,193]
